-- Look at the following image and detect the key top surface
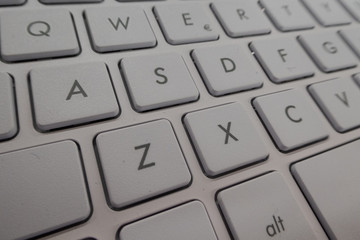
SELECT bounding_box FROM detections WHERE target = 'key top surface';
[119,201,217,240]
[96,120,191,209]
[30,62,120,131]
[154,3,219,45]
[0,9,80,62]
[85,6,156,53]
[301,0,352,26]
[211,0,271,37]
[253,89,328,151]
[217,172,317,240]
[339,27,360,58]
[120,53,199,112]
[192,44,264,96]
[250,37,315,83]
[309,77,360,132]
[184,103,268,177]
[292,140,360,240]
[298,31,358,72]
[0,73,17,141]
[0,141,91,240]
[260,0,315,31]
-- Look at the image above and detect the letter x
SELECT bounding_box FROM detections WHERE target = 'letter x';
[218,122,238,144]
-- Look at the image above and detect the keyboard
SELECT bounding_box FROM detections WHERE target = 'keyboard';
[1,0,360,239]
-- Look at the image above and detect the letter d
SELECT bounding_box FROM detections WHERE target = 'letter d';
[221,58,236,73]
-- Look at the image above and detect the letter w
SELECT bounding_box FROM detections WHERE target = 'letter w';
[108,17,130,30]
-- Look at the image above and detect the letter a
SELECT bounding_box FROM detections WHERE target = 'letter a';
[66,80,88,100]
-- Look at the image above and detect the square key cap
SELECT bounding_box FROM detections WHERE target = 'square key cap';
[250,37,315,83]
[309,77,360,132]
[0,9,79,62]
[154,3,219,45]
[121,53,199,112]
[96,120,191,209]
[184,103,268,177]
[298,31,357,72]
[192,44,264,96]
[30,62,120,131]
[0,141,91,240]
[217,172,317,240]
[253,89,328,152]
[85,6,156,52]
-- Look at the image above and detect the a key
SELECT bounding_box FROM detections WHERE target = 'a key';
[309,77,360,132]
[0,73,17,141]
[339,27,360,58]
[30,62,120,131]
[260,0,315,31]
[85,6,156,53]
[120,53,199,112]
[119,201,217,240]
[40,0,102,3]
[211,0,271,37]
[154,3,219,45]
[338,0,360,22]
[192,44,264,96]
[292,140,360,240]
[0,0,26,5]
[253,89,328,152]
[298,31,357,72]
[301,0,352,26]
[0,141,91,240]
[0,9,79,62]
[184,103,268,177]
[96,120,191,209]
[217,172,317,240]
[250,37,315,83]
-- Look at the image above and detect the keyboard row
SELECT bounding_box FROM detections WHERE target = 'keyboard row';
[2,137,360,239]
[2,0,360,61]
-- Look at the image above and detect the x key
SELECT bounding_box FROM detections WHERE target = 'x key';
[184,103,268,177]
[218,122,239,144]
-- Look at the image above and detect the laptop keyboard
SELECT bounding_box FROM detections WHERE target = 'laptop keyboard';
[1,0,360,239]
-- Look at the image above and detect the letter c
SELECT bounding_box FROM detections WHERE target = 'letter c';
[285,105,302,123]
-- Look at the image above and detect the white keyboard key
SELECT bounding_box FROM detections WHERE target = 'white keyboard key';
[298,32,357,72]
[41,0,101,3]
[0,0,25,5]
[211,0,271,37]
[292,140,360,240]
[260,0,315,31]
[184,103,268,177]
[250,37,315,83]
[96,120,191,209]
[0,141,91,240]
[121,53,199,112]
[0,73,17,141]
[154,3,219,45]
[30,62,119,131]
[0,9,79,62]
[85,6,156,53]
[119,201,217,240]
[192,44,263,96]
[301,0,352,26]
[309,77,360,132]
[338,0,360,21]
[253,89,328,152]
[217,172,317,240]
[339,27,360,58]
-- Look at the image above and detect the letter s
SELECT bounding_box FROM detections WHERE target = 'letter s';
[154,67,168,84]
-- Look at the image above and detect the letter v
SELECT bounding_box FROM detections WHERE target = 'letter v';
[108,17,130,30]
[335,91,349,107]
